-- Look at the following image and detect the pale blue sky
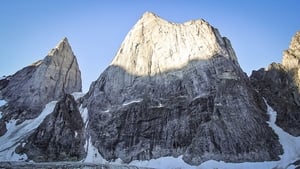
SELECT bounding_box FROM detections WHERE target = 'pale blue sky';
[0,0,299,92]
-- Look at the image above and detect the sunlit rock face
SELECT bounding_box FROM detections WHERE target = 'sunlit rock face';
[84,12,282,165]
[282,31,300,69]
[111,12,238,77]
[0,38,82,122]
[251,31,300,136]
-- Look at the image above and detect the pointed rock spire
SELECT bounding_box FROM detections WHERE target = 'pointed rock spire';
[48,37,72,56]
[0,37,82,120]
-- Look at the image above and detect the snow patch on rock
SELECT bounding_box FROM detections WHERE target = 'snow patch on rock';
[79,106,89,127]
[123,99,143,106]
[0,101,57,161]
[0,100,7,119]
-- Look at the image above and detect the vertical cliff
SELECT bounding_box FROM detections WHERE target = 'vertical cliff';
[84,12,282,165]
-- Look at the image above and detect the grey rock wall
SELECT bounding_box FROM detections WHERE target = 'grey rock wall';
[18,94,86,162]
[83,12,283,165]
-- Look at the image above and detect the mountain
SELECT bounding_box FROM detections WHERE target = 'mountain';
[251,31,300,136]
[83,12,282,165]
[0,38,82,161]
[0,37,81,123]
[1,12,299,169]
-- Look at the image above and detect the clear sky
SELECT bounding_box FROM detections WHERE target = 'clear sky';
[0,0,299,92]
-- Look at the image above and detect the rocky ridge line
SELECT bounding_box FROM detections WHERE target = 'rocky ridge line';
[251,31,300,136]
[111,12,239,77]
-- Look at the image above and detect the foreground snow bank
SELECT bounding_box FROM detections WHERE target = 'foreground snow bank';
[0,101,57,161]
[265,103,300,168]
[129,103,300,169]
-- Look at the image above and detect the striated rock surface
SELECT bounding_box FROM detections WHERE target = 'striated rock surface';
[0,38,84,162]
[0,37,82,123]
[84,12,283,165]
[17,94,86,162]
[251,31,300,136]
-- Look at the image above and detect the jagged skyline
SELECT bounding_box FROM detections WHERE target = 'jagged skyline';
[0,0,299,92]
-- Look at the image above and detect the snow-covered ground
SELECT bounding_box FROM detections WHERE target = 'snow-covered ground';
[0,101,57,161]
[129,103,300,169]
[84,137,108,164]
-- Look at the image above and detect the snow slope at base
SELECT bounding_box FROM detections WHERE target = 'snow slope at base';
[0,101,57,161]
[129,103,300,169]
[81,106,106,164]
[84,138,108,164]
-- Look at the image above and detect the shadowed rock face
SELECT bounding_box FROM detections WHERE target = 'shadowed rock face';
[251,31,300,136]
[0,38,82,123]
[18,94,86,162]
[84,12,283,165]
